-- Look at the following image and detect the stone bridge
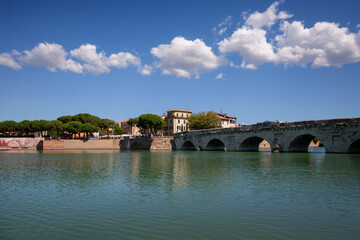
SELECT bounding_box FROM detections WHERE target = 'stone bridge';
[173,118,360,153]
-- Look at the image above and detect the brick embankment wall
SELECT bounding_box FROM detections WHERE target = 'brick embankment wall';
[42,139,64,149]
[150,137,173,150]
[40,137,173,150]
[63,139,120,150]
[120,137,174,150]
[42,139,120,150]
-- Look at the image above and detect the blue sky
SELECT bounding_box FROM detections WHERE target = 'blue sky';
[1,0,359,124]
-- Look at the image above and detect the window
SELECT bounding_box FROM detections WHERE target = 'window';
[178,119,180,123]
[182,113,183,117]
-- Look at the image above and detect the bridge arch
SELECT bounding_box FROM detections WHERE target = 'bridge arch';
[205,139,227,151]
[348,139,360,153]
[239,136,272,152]
[288,134,325,152]
[180,140,196,150]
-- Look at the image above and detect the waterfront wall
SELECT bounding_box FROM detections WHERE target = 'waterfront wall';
[120,137,173,150]
[0,138,42,149]
[150,137,173,150]
[41,137,174,150]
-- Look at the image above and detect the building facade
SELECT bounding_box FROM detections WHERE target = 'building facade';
[216,113,237,128]
[164,108,192,135]
[118,119,141,136]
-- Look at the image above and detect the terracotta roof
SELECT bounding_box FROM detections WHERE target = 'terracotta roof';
[167,108,192,113]
[217,113,236,119]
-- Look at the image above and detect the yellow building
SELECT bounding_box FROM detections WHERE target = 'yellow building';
[164,108,192,135]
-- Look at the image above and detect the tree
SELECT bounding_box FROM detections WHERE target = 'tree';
[127,117,139,126]
[31,120,49,137]
[80,123,99,139]
[0,120,18,135]
[188,111,219,130]
[46,120,64,138]
[98,119,117,135]
[57,115,73,124]
[98,119,109,136]
[18,120,32,136]
[113,126,125,135]
[64,121,83,139]
[137,114,166,135]
[127,117,139,135]
[73,113,101,127]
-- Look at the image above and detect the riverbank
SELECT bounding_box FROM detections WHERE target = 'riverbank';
[42,137,173,150]
[0,137,174,151]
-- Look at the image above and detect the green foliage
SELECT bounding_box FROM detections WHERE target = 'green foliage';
[137,114,166,135]
[81,123,99,133]
[0,113,117,138]
[313,137,319,144]
[188,111,219,130]
[0,120,18,134]
[113,126,125,135]
[80,123,99,138]
[127,117,139,126]
[46,120,64,137]
[19,120,32,135]
[98,119,109,130]
[57,115,73,124]
[31,120,49,132]
[64,121,83,138]
[73,113,101,127]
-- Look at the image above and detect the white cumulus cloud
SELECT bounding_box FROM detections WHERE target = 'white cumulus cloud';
[151,36,221,78]
[276,21,360,67]
[218,1,360,69]
[245,1,292,29]
[107,52,141,69]
[138,64,153,76]
[70,44,109,74]
[218,27,276,69]
[70,44,143,75]
[0,53,21,70]
[215,73,224,79]
[20,42,83,73]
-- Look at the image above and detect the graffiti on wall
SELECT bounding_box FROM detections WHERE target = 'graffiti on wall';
[0,138,41,149]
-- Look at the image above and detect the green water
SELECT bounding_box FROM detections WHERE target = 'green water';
[1,150,360,240]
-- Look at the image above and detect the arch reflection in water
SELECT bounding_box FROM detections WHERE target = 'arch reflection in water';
[259,152,272,174]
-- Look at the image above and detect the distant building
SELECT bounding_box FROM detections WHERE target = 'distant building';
[118,119,140,136]
[216,113,237,128]
[164,108,192,135]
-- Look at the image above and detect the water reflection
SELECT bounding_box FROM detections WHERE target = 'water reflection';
[259,152,271,174]
[1,150,360,240]
[172,154,189,192]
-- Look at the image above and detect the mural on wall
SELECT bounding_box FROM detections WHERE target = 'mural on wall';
[0,138,41,149]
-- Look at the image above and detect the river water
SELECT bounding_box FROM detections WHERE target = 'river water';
[1,150,360,240]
